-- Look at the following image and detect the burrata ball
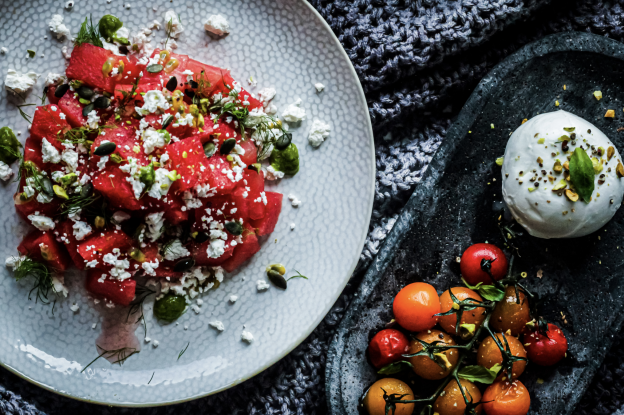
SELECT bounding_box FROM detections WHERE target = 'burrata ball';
[501,110,624,239]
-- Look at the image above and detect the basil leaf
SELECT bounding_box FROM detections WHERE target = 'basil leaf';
[458,363,501,384]
[377,360,413,375]
[569,147,595,203]
[461,278,504,302]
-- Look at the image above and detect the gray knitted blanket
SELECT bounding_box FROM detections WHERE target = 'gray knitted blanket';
[2,0,624,414]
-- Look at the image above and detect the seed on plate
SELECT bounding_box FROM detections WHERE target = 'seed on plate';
[40,176,54,196]
[165,76,178,92]
[76,85,95,100]
[54,83,70,98]
[94,142,117,156]
[267,270,287,289]
[93,96,111,109]
[203,142,216,158]
[162,114,174,129]
[147,64,164,73]
[53,185,68,200]
[194,231,209,243]
[220,138,236,155]
[225,221,243,236]
[275,133,293,150]
[173,257,195,272]
[81,103,95,117]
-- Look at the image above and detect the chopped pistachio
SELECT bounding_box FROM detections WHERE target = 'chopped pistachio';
[553,160,562,173]
[552,179,567,191]
[558,135,570,142]
[617,162,624,178]
[521,118,528,124]
[537,157,543,164]
[608,146,615,161]
[528,187,535,192]
[605,109,616,118]
[594,91,603,100]
[592,157,604,174]
[565,189,579,202]
[495,157,504,166]
[537,138,545,144]
[491,123,495,129]
[555,100,560,107]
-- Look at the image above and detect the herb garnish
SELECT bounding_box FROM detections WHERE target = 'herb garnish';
[11,256,56,304]
[569,147,594,203]
[127,283,156,339]
[286,270,308,281]
[178,342,190,360]
[74,15,103,48]
[81,345,139,373]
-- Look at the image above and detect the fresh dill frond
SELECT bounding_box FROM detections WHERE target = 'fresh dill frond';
[127,284,156,339]
[12,256,56,304]
[59,193,100,216]
[287,270,308,282]
[116,74,141,115]
[163,17,174,50]
[177,342,190,360]
[18,161,51,196]
[253,115,291,161]
[57,125,102,146]
[16,103,36,123]
[148,372,155,384]
[75,15,103,48]
[81,345,139,373]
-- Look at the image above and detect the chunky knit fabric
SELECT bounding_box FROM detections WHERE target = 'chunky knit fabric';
[3,0,624,414]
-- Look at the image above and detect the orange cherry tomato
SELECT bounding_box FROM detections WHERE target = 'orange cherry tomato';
[477,333,526,380]
[460,243,508,285]
[363,378,415,415]
[433,378,483,415]
[407,329,459,380]
[490,286,531,336]
[482,380,531,415]
[438,287,486,339]
[393,282,440,332]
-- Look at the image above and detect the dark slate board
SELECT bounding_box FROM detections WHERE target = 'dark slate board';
[326,32,624,415]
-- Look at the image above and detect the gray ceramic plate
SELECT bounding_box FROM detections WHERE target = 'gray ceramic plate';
[0,0,374,406]
[327,32,624,415]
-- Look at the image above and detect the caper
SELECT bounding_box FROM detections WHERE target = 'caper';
[267,270,287,289]
[224,221,243,236]
[147,64,164,73]
[40,176,54,196]
[76,85,95,100]
[173,257,195,272]
[194,231,209,243]
[53,185,69,200]
[82,103,95,117]
[165,76,178,92]
[162,115,174,130]
[220,138,236,155]
[94,96,111,109]
[275,132,292,150]
[94,142,117,156]
[54,83,70,98]
[80,182,93,198]
[203,142,216,158]
[189,80,199,89]
[184,89,195,99]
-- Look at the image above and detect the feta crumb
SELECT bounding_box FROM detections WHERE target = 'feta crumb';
[61,46,71,60]
[145,211,165,242]
[4,69,38,95]
[241,330,254,344]
[86,110,100,129]
[41,138,61,164]
[288,194,301,207]
[209,320,225,332]
[258,87,276,103]
[290,223,296,230]
[112,211,131,224]
[153,340,159,348]
[72,220,92,241]
[65,1,74,10]
[0,47,7,55]
[97,155,109,171]
[203,14,230,36]
[191,304,201,314]
[48,14,71,40]
[28,214,55,231]
[144,337,151,343]
[163,239,190,261]
[135,90,170,116]
[314,82,325,92]
[308,119,331,147]
[52,275,69,297]
[264,165,284,181]
[282,98,306,123]
[0,161,13,181]
[229,295,238,303]
[256,279,270,292]
[5,255,25,270]
[92,323,97,329]
[45,73,63,86]
[164,10,184,39]
[69,303,79,313]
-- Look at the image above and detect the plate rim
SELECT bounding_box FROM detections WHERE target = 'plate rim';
[0,0,376,407]
[325,30,624,415]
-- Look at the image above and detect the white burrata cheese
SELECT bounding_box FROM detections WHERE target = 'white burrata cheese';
[502,110,624,239]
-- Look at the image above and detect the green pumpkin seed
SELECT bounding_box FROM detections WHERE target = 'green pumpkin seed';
[275,133,292,150]
[224,221,243,236]
[82,103,95,117]
[166,76,178,92]
[147,64,163,73]
[94,142,117,156]
[173,257,195,272]
[194,232,209,243]
[80,182,93,198]
[162,115,174,129]
[53,185,69,200]
[40,176,54,196]
[203,142,216,158]
[76,85,95,100]
[184,89,195,99]
[220,138,236,155]
[189,80,199,89]
[54,84,69,98]
[78,97,92,105]
[93,96,111,109]
[267,270,287,289]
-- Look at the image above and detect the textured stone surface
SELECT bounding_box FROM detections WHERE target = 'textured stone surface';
[327,32,624,415]
[0,0,374,406]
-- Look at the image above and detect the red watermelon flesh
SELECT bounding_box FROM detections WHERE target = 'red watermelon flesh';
[238,139,258,166]
[115,54,145,86]
[221,223,260,272]
[250,192,283,236]
[30,105,71,144]
[45,86,60,105]
[205,155,237,195]
[55,219,86,269]
[168,137,209,192]
[195,193,248,227]
[86,269,136,306]
[90,122,148,167]
[58,93,87,128]
[138,50,189,88]
[144,193,188,225]
[18,230,71,271]
[13,175,61,219]
[241,170,266,220]
[77,229,133,264]
[92,164,144,211]
[185,124,216,144]
[185,58,233,96]
[66,44,118,93]
[23,136,46,171]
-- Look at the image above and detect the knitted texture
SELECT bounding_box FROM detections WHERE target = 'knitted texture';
[3,0,624,414]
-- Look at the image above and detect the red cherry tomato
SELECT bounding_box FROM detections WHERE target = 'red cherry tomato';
[393,282,440,332]
[368,329,410,369]
[523,323,568,366]
[460,243,508,285]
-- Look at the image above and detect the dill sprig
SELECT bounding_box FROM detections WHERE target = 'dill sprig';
[127,284,156,339]
[57,125,103,146]
[178,342,190,360]
[59,193,101,216]
[287,270,308,282]
[252,115,291,160]
[12,256,56,304]
[16,103,36,123]
[116,74,141,115]
[148,372,155,384]
[18,161,52,196]
[75,15,103,48]
[81,345,139,373]
[163,17,174,50]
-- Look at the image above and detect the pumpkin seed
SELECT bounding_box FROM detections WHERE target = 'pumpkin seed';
[147,64,164,73]
[53,185,69,200]
[80,182,93,198]
[184,89,195,99]
[267,270,287,289]
[203,142,216,158]
[93,96,111,109]
[166,76,178,92]
[173,257,195,272]
[40,176,54,196]
[76,85,95,100]
[189,80,199,89]
[225,221,243,236]
[54,83,70,98]
[275,132,292,150]
[266,263,286,275]
[59,173,77,186]
[94,142,117,156]
[194,231,209,243]
[220,138,236,155]
[82,103,95,117]
[162,115,174,129]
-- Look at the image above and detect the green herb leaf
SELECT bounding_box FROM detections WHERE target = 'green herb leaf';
[569,147,595,203]
[377,360,413,375]
[458,363,501,384]
[27,49,35,58]
[287,270,308,281]
[75,15,103,48]
[461,278,504,302]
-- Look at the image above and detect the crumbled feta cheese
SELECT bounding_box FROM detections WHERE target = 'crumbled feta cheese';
[61,46,71,60]
[97,155,109,171]
[0,47,7,55]
[210,320,225,332]
[308,119,331,147]
[102,251,131,281]
[282,98,306,122]
[0,161,13,181]
[191,304,201,314]
[164,10,184,39]
[45,73,63,86]
[28,214,55,231]
[257,279,270,292]
[264,165,284,181]
[36,192,53,204]
[41,138,61,164]
[48,14,71,40]
[135,90,170,116]
[147,167,173,199]
[203,14,230,36]
[86,110,100,129]
[5,255,25,270]
[153,340,159,348]
[5,69,38,95]
[149,20,161,30]
[314,83,325,92]
[142,127,168,154]
[61,149,79,172]
[288,194,301,207]
[52,275,68,297]
[229,295,238,303]
[290,223,296,230]
[72,220,92,241]
[182,190,202,209]
[86,259,98,268]
[65,1,74,10]
[241,330,254,343]
[70,303,79,313]
[22,185,35,198]
[145,211,165,242]
[163,239,190,261]
[206,239,226,258]
[244,107,267,128]
[142,259,159,276]
[258,87,276,103]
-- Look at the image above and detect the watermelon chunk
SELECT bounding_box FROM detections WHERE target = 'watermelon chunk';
[145,193,188,225]
[168,137,209,192]
[250,192,283,236]
[55,219,86,269]
[30,105,71,144]
[22,136,46,171]
[195,192,248,227]
[185,58,233,96]
[14,175,61,219]
[45,85,60,105]
[205,155,237,195]
[92,163,144,211]
[66,44,118,93]
[86,269,136,306]
[221,224,260,273]
[90,122,148,167]
[242,170,266,220]
[58,93,86,128]
[77,229,134,264]
[138,50,190,89]
[18,230,71,271]
[238,139,258,166]
[192,239,234,266]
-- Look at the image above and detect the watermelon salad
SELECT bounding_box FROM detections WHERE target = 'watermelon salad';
[1,13,322,338]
